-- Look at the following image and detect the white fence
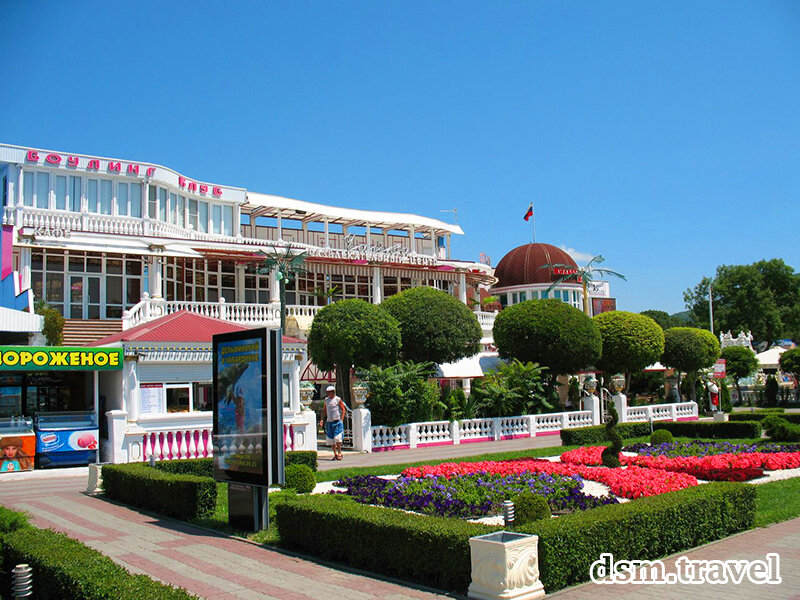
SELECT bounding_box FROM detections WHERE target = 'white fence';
[361,400,698,453]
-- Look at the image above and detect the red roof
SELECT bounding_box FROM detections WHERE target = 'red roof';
[493,243,579,288]
[88,310,305,346]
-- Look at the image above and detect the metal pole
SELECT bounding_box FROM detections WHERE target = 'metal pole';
[532,204,536,243]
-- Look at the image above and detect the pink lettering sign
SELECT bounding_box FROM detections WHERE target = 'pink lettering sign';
[212,187,222,197]
[108,162,121,172]
[26,151,39,162]
[127,164,139,175]
[145,167,156,177]
[45,153,62,165]
[87,159,100,170]
[67,156,79,167]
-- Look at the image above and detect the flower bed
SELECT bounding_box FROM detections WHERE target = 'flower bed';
[402,458,697,499]
[623,440,800,457]
[560,445,800,481]
[334,471,617,518]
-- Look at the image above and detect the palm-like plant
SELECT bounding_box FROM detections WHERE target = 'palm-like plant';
[257,245,308,331]
[540,255,626,315]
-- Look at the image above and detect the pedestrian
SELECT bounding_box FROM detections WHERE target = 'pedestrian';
[319,385,346,461]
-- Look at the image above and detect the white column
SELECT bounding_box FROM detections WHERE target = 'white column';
[150,256,164,298]
[429,229,437,257]
[104,409,128,464]
[352,407,372,452]
[18,247,31,290]
[269,269,280,304]
[585,394,601,426]
[613,393,628,423]
[446,233,451,259]
[93,371,100,464]
[409,226,416,254]
[236,264,246,303]
[372,266,382,304]
[365,224,371,247]
[323,217,330,248]
[125,359,140,423]
[450,420,460,445]
[289,360,301,414]
[462,378,471,396]
[276,212,283,241]
[458,272,467,304]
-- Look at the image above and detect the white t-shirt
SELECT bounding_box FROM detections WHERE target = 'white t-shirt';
[325,395,343,422]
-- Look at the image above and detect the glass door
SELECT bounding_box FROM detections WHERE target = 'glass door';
[69,275,101,318]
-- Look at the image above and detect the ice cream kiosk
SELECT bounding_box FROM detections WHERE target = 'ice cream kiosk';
[0,346,122,470]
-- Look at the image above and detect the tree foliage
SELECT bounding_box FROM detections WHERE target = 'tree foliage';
[358,361,441,427]
[35,301,64,346]
[720,346,759,403]
[493,299,602,381]
[662,327,720,402]
[683,259,800,342]
[470,359,551,417]
[594,311,664,378]
[307,299,401,403]
[639,310,681,330]
[779,348,800,380]
[381,286,481,365]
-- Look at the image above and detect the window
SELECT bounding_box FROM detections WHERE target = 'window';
[211,204,221,234]
[188,199,198,231]
[116,182,128,215]
[169,193,177,224]
[148,186,157,218]
[23,172,33,206]
[36,172,49,208]
[87,179,98,212]
[198,201,208,233]
[165,385,191,413]
[54,176,67,210]
[176,195,185,228]
[130,183,142,218]
[99,180,112,214]
[222,205,233,236]
[193,383,212,412]
[69,176,82,212]
[2,175,7,208]
[158,188,167,221]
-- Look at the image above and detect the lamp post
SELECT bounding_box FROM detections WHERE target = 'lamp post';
[709,279,715,336]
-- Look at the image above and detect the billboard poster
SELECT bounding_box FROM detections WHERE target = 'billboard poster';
[713,358,727,379]
[212,329,269,486]
[1,433,35,473]
[591,297,617,316]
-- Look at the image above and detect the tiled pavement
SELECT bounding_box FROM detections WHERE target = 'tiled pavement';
[0,473,454,600]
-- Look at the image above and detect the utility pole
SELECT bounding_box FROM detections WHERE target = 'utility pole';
[708,280,714,335]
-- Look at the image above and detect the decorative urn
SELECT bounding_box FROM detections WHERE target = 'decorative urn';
[299,382,315,409]
[352,384,368,408]
[583,377,597,395]
[610,374,626,395]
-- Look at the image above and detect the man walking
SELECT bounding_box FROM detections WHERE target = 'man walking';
[320,385,346,460]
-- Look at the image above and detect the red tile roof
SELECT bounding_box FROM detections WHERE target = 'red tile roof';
[88,310,305,346]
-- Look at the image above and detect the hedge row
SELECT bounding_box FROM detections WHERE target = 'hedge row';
[517,482,756,591]
[0,505,30,534]
[102,463,216,520]
[275,494,493,592]
[560,420,762,445]
[275,483,754,594]
[0,527,195,599]
[729,412,800,424]
[153,450,318,478]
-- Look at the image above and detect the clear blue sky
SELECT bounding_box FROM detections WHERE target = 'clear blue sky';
[3,1,799,314]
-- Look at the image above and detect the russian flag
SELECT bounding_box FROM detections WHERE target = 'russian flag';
[523,203,533,221]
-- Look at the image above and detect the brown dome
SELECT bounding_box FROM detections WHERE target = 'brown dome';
[493,243,579,288]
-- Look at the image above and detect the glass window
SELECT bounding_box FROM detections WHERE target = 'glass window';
[106,259,122,274]
[126,278,140,304]
[23,172,34,206]
[36,172,49,209]
[188,199,198,231]
[519,291,526,302]
[176,195,185,227]
[198,201,208,233]
[166,386,190,413]
[99,179,112,214]
[117,182,128,215]
[222,205,233,236]
[193,383,212,412]
[158,188,167,221]
[148,186,157,218]
[130,183,142,218]
[169,193,177,224]
[55,176,67,210]
[106,276,123,305]
[211,205,221,234]
[69,176,82,212]
[87,179,98,212]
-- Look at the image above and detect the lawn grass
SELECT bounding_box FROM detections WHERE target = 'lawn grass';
[753,477,800,527]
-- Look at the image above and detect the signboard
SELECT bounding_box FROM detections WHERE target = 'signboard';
[0,433,34,473]
[591,298,617,316]
[0,347,123,371]
[713,358,727,379]
[140,383,163,414]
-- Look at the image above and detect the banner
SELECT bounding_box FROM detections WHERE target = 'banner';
[0,347,122,371]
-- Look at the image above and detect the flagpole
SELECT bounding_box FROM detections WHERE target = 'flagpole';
[532,203,536,243]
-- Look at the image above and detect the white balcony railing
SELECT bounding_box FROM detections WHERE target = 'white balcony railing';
[475,311,496,331]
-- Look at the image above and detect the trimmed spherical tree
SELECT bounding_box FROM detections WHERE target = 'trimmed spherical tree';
[381,287,481,365]
[493,299,602,389]
[594,311,665,387]
[779,348,800,402]
[307,299,401,405]
[720,346,759,405]
[661,327,720,403]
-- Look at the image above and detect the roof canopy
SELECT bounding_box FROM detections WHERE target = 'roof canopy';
[245,192,463,235]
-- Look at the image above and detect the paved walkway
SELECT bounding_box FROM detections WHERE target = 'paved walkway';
[0,473,454,600]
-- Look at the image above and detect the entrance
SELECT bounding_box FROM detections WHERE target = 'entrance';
[69,275,101,319]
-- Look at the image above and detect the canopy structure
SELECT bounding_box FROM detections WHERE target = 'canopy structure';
[756,346,786,369]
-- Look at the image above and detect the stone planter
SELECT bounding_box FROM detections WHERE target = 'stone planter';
[468,531,544,600]
[299,384,315,409]
[352,385,368,408]
[713,411,728,422]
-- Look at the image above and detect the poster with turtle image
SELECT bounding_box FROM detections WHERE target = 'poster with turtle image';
[212,329,269,484]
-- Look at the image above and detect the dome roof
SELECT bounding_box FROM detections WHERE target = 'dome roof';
[493,243,579,288]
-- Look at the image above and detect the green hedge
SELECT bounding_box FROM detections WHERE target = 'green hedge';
[152,450,318,477]
[102,463,216,520]
[275,494,493,592]
[0,527,195,599]
[517,482,755,592]
[0,505,29,534]
[560,419,762,445]
[730,412,800,424]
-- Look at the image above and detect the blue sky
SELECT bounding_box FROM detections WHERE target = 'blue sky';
[3,1,799,313]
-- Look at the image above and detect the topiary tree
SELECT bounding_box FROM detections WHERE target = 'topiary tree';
[661,327,720,403]
[594,311,664,391]
[381,286,481,365]
[601,402,622,468]
[284,463,316,493]
[493,299,602,394]
[307,299,401,406]
[512,491,551,525]
[719,379,732,413]
[779,348,800,402]
[720,346,759,406]
[765,375,779,406]
[650,429,673,445]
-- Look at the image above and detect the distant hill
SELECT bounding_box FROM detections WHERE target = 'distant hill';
[670,310,692,324]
